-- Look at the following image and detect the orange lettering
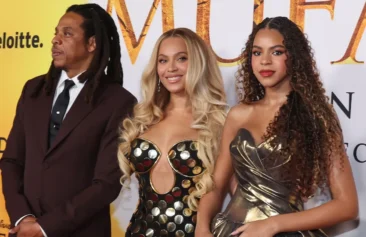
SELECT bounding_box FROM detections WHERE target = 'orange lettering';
[197,0,264,66]
[290,0,335,31]
[107,0,174,64]
[332,3,366,64]
[254,0,264,26]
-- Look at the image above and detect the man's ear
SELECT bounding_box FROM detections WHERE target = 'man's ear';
[87,36,96,53]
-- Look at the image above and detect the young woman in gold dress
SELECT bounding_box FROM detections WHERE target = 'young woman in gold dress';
[195,17,358,237]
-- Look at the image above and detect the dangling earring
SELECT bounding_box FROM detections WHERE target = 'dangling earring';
[157,79,161,93]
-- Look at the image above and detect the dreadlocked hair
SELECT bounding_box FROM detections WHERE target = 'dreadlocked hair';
[35,3,123,103]
[237,16,344,199]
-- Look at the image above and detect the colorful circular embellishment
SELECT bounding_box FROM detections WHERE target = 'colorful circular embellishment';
[168,141,205,177]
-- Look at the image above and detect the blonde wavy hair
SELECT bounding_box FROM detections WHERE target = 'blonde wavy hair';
[118,28,227,211]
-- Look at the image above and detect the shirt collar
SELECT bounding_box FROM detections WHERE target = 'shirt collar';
[58,70,86,89]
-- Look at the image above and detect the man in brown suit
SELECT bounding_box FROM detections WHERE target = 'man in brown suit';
[0,4,136,237]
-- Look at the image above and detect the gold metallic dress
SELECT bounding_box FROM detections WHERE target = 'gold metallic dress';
[126,138,204,237]
[211,128,328,237]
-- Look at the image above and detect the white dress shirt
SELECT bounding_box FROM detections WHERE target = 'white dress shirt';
[52,70,87,117]
[15,70,86,237]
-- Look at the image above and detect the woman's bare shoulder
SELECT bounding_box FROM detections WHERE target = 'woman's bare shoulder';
[226,102,255,127]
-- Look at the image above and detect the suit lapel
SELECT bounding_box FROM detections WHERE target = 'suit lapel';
[46,81,94,156]
[31,78,57,156]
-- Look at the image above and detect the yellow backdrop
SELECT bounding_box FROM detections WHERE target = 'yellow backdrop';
[0,1,85,236]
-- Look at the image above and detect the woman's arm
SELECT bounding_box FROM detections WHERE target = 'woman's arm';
[229,175,238,196]
[232,134,358,236]
[270,145,358,233]
[195,106,245,236]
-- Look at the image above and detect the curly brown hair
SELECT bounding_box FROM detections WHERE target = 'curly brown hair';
[237,16,344,198]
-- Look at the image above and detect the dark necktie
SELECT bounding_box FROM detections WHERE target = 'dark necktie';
[48,79,75,147]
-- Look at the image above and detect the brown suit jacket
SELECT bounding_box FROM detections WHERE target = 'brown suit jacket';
[0,74,136,237]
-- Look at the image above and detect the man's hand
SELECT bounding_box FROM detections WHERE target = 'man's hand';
[9,217,43,237]
[9,216,37,234]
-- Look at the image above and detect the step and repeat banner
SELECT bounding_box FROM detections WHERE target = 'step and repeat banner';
[1,0,365,236]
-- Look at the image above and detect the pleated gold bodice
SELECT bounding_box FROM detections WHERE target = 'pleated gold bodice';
[211,128,328,237]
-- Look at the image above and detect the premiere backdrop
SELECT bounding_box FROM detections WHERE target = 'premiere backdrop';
[1,0,365,236]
